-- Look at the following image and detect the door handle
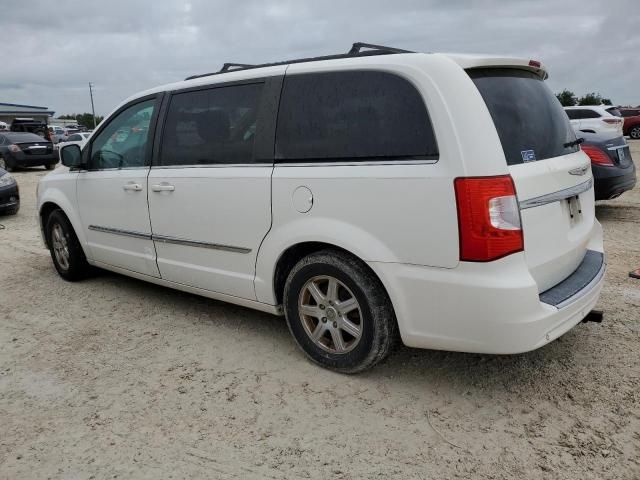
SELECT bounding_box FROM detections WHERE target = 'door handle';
[151,183,175,192]
[123,182,143,191]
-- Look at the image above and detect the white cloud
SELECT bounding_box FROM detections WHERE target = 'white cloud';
[1,0,638,115]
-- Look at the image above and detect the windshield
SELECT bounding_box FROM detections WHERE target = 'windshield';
[468,68,579,166]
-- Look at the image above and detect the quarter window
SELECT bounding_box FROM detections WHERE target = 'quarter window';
[158,83,264,166]
[89,99,155,170]
[275,70,438,162]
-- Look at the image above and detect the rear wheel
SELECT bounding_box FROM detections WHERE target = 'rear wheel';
[630,126,640,140]
[283,250,397,373]
[45,210,91,281]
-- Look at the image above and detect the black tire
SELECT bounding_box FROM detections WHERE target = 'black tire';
[44,209,91,281]
[283,249,398,373]
[6,206,19,215]
[630,126,640,140]
[44,163,56,170]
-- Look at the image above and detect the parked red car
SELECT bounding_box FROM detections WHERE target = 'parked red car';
[619,108,640,139]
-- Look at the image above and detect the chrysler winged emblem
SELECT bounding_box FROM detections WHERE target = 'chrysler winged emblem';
[569,165,589,176]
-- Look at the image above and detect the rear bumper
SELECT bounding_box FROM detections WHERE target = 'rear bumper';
[593,164,636,200]
[5,152,57,167]
[368,235,605,354]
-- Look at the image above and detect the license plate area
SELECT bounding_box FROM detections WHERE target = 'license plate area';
[566,195,582,226]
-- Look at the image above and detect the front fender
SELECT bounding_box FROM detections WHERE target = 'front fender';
[37,172,89,257]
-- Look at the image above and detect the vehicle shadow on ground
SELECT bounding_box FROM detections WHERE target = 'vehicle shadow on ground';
[595,203,640,223]
[87,269,590,396]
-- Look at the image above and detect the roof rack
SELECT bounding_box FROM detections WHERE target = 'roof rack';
[184,41,414,81]
[347,42,412,55]
[220,63,255,72]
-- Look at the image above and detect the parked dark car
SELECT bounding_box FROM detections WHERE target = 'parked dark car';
[10,118,52,141]
[580,132,636,200]
[0,167,19,215]
[618,108,640,139]
[0,132,58,171]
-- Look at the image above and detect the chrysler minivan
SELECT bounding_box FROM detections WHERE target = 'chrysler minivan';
[38,43,605,372]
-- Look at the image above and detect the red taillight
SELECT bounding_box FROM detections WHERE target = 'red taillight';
[454,175,524,262]
[528,59,541,68]
[581,145,614,166]
[602,118,622,125]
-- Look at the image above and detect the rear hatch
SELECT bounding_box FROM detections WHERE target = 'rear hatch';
[469,68,595,292]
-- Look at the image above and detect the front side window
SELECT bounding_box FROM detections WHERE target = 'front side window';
[158,83,263,166]
[89,99,155,170]
[275,70,438,162]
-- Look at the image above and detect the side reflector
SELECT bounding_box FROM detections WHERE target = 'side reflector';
[454,175,524,262]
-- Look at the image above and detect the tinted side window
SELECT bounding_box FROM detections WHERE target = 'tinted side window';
[565,110,580,120]
[581,109,601,119]
[276,71,438,161]
[159,83,263,166]
[89,99,155,170]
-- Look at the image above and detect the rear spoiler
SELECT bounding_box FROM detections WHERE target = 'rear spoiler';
[444,54,549,80]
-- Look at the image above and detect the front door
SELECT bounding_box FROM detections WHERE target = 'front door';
[77,97,161,277]
[147,78,280,299]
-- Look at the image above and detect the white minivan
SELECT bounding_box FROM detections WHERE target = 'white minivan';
[39,43,605,372]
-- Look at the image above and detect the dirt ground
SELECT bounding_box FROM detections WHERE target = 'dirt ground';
[1,144,639,480]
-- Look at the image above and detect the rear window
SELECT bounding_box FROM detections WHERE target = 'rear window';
[606,108,621,117]
[469,68,578,165]
[276,70,438,162]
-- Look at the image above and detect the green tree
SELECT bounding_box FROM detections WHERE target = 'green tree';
[58,113,104,129]
[578,92,605,106]
[556,89,577,106]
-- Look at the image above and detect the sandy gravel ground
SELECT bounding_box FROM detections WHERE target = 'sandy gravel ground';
[1,143,639,480]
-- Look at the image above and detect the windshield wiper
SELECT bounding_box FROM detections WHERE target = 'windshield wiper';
[564,137,584,148]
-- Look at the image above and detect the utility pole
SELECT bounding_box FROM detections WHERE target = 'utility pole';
[89,82,97,129]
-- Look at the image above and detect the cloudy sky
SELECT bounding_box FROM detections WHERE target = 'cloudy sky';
[1,0,638,116]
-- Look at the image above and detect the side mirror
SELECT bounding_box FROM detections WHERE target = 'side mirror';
[60,144,83,168]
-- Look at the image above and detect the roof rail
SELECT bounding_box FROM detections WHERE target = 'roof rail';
[184,41,414,81]
[348,42,413,55]
[220,63,254,72]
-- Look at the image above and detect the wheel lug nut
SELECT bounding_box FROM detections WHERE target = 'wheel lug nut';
[333,322,338,328]
[319,304,325,310]
[321,317,327,323]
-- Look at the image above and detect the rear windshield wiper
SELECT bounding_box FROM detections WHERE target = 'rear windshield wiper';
[564,137,584,148]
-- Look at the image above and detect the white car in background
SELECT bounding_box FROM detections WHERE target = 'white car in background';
[55,132,91,151]
[564,106,623,136]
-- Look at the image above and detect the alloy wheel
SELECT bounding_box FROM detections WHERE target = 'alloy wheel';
[51,223,70,270]
[298,275,363,354]
[631,127,640,139]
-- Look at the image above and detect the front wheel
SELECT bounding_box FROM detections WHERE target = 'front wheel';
[45,210,91,281]
[283,250,397,373]
[630,126,640,140]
